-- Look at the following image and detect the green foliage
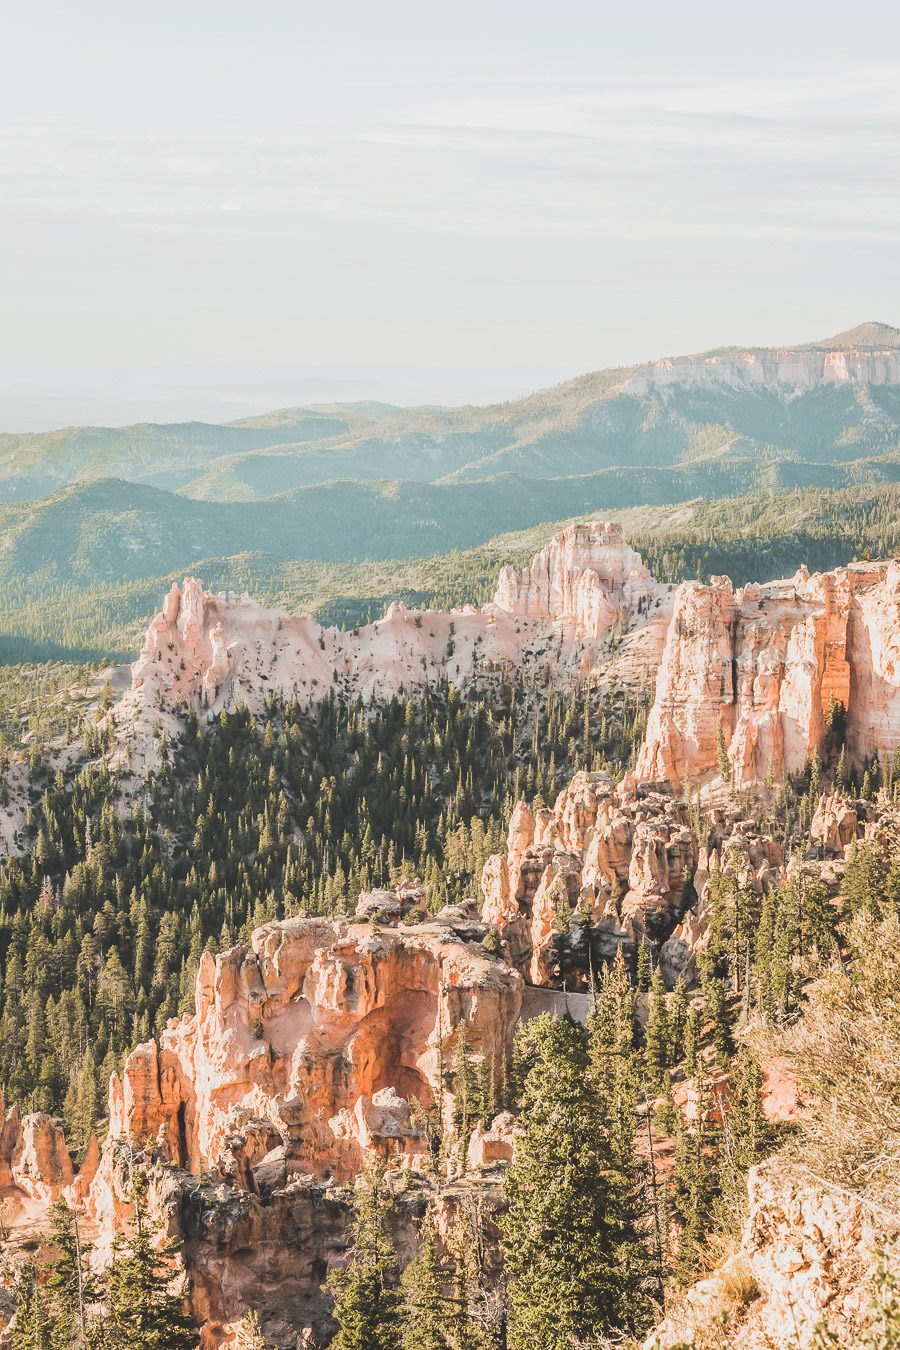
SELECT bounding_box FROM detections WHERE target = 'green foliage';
[502,1013,656,1348]
[100,1171,198,1349]
[643,966,670,1090]
[11,1265,52,1350]
[44,1201,97,1349]
[400,1215,449,1350]
[327,1161,403,1350]
[756,867,837,1021]
[707,845,760,996]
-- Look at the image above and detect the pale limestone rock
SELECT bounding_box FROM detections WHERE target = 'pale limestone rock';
[626,341,900,399]
[646,1159,884,1348]
[810,794,863,854]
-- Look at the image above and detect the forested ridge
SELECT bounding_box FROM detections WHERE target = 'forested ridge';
[2,481,900,664]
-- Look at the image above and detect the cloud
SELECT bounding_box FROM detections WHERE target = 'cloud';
[2,63,900,245]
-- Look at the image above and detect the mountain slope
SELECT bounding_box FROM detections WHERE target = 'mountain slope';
[2,324,900,508]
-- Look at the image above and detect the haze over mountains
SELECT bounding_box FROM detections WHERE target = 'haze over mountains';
[5,321,900,661]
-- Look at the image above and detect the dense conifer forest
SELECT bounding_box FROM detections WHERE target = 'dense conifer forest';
[0,675,651,1139]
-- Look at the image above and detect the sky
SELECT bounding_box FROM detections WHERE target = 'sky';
[3,0,900,423]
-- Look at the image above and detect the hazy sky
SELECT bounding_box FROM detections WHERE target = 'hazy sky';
[3,0,900,414]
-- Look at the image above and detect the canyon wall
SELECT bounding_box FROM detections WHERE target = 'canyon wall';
[637,561,900,789]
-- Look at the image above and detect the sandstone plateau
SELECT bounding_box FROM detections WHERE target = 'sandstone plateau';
[625,331,900,397]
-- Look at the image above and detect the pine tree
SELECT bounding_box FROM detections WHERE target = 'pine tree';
[716,1047,772,1231]
[327,1160,402,1350]
[671,1072,721,1281]
[502,1013,655,1349]
[44,1200,95,1349]
[635,940,652,992]
[643,966,670,1092]
[400,1213,453,1350]
[667,976,688,1063]
[102,1171,198,1349]
[702,968,733,1066]
[11,1265,52,1350]
[715,722,730,781]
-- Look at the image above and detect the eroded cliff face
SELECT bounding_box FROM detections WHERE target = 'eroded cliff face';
[637,561,900,789]
[480,771,782,987]
[121,520,900,795]
[106,915,521,1183]
[124,522,671,732]
[625,340,900,398]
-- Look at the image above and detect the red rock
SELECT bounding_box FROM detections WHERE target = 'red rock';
[637,561,900,789]
[108,916,522,1183]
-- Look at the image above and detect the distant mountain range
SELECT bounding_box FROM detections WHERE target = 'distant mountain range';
[1,321,899,508]
[3,321,900,662]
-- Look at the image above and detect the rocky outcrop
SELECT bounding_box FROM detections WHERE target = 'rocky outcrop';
[0,1103,74,1203]
[481,774,782,987]
[646,1159,887,1348]
[107,915,522,1184]
[637,561,900,789]
[124,519,900,794]
[491,520,654,639]
[124,523,673,732]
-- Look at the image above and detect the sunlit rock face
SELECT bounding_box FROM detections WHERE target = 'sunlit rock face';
[645,1159,882,1349]
[636,561,900,789]
[491,520,655,639]
[107,915,522,1185]
[125,521,673,727]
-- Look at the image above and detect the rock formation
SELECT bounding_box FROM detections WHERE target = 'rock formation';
[121,518,900,795]
[637,561,900,789]
[124,522,672,732]
[646,1159,885,1349]
[480,771,782,987]
[0,910,520,1345]
[106,914,521,1183]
